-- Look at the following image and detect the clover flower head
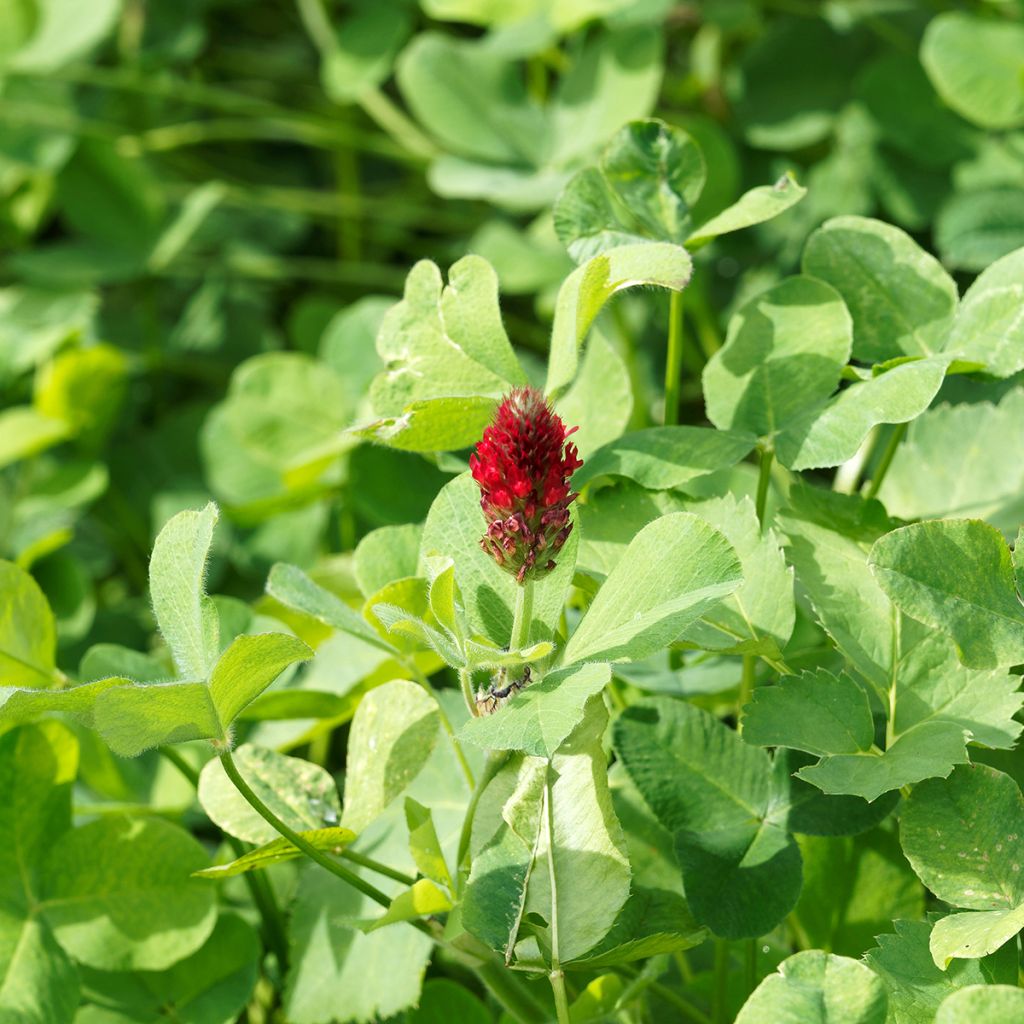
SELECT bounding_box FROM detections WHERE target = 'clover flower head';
[469,387,582,584]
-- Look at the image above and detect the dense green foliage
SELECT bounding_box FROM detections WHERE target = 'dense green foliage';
[3,1,1024,1022]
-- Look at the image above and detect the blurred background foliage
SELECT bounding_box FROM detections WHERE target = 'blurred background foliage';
[2,0,1023,679]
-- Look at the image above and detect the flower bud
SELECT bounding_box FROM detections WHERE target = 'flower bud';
[469,387,582,584]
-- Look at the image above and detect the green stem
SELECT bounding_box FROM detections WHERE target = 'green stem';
[713,940,730,1024]
[755,446,774,529]
[550,971,571,1024]
[474,960,550,1024]
[864,423,907,500]
[737,655,756,728]
[358,87,439,161]
[159,748,289,969]
[510,579,534,652]
[664,290,685,425]
[459,667,478,718]
[218,750,417,922]
[745,938,758,998]
[340,849,416,886]
[456,751,511,884]
[544,764,571,1024]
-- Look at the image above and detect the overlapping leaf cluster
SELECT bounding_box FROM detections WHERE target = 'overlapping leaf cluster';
[3,2,1024,1023]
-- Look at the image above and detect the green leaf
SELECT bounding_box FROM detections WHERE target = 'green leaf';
[545,243,692,397]
[779,359,950,471]
[736,950,887,1024]
[562,512,742,665]
[406,979,491,1024]
[353,395,498,453]
[777,498,1022,799]
[744,669,874,757]
[553,330,633,459]
[0,722,79,1024]
[198,744,342,844]
[41,815,216,971]
[687,172,807,249]
[613,698,802,938]
[702,276,852,439]
[0,722,77,905]
[148,503,220,682]
[201,353,352,511]
[0,407,69,469]
[0,559,58,687]
[34,342,127,445]
[524,700,631,963]
[364,878,451,932]
[679,494,794,663]
[870,519,1024,670]
[0,909,79,1024]
[405,798,452,891]
[936,986,1024,1024]
[866,919,1015,1024]
[792,830,923,958]
[734,19,855,150]
[265,561,394,653]
[946,247,1024,378]
[284,855,433,1024]
[801,215,959,363]
[92,680,223,757]
[935,188,1024,274]
[369,256,524,420]
[319,5,411,104]
[354,524,423,598]
[0,286,96,383]
[572,425,756,492]
[566,887,706,969]
[554,119,705,263]
[463,756,546,961]
[877,390,1024,527]
[75,913,259,1024]
[901,764,1024,968]
[459,662,611,757]
[208,631,312,728]
[0,675,127,729]
[341,680,440,834]
[195,827,355,879]
[420,472,578,646]
[921,14,1024,131]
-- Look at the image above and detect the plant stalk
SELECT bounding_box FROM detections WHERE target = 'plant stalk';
[218,750,424,925]
[755,446,774,529]
[713,940,730,1024]
[510,579,534,652]
[864,423,907,500]
[664,290,685,425]
[544,764,571,1024]
[159,747,289,968]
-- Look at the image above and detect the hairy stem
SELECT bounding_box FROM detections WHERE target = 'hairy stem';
[510,579,534,652]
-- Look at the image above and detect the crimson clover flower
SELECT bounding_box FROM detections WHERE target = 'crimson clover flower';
[469,387,583,584]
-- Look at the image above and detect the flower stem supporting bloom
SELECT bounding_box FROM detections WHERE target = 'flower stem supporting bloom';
[510,579,535,652]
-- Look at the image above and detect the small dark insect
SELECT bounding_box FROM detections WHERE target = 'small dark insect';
[475,666,532,716]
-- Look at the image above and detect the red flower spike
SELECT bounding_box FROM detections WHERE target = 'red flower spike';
[470,387,582,584]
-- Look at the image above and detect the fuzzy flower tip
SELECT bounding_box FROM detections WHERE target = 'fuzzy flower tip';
[469,387,583,584]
